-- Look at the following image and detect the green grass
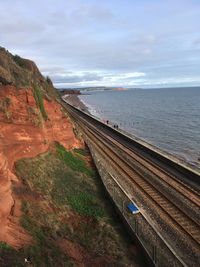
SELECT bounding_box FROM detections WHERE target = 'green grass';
[13,143,145,266]
[33,86,48,120]
[15,143,105,219]
[56,143,94,177]
[68,192,104,218]
[0,242,12,250]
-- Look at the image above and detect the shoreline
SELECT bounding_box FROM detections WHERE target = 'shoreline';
[62,94,90,114]
[63,94,200,171]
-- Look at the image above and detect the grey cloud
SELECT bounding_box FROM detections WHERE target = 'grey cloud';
[0,0,200,88]
[41,67,68,74]
[53,70,147,88]
[71,5,114,22]
[193,38,200,45]
[0,20,43,34]
[51,72,103,84]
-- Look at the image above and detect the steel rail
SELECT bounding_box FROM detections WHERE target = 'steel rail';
[64,100,200,187]
[80,120,200,246]
[77,110,200,206]
[68,105,200,209]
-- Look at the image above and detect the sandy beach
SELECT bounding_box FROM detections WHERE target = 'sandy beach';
[62,94,90,113]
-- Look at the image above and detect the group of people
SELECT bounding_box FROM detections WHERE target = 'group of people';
[105,120,119,130]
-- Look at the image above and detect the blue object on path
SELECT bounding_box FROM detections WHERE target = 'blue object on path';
[127,203,139,214]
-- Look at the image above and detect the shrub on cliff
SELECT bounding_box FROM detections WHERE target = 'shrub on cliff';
[33,86,48,120]
[0,97,12,120]
[0,46,59,100]
[12,55,27,69]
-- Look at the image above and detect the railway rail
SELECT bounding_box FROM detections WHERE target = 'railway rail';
[62,99,200,266]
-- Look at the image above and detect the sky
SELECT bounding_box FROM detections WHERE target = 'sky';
[0,0,200,88]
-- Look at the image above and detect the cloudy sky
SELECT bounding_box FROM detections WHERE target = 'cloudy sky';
[0,0,200,88]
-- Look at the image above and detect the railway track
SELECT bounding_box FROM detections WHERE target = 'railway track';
[81,120,200,219]
[63,101,200,266]
[95,123,200,196]
[77,112,200,202]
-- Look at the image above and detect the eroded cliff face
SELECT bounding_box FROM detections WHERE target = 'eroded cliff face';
[0,49,82,248]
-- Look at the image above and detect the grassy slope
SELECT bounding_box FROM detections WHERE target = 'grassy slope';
[33,86,48,120]
[0,144,145,267]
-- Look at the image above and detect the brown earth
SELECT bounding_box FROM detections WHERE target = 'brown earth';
[0,85,82,248]
[57,238,114,267]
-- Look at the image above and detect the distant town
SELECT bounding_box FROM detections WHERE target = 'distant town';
[58,86,128,95]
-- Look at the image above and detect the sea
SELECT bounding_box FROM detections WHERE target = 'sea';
[79,87,200,167]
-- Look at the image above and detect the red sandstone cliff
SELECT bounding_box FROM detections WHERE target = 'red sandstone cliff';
[0,48,81,248]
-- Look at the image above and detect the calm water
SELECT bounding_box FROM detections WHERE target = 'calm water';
[80,87,200,166]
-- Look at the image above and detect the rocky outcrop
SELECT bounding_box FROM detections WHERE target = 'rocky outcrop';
[0,47,42,86]
[0,47,58,100]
